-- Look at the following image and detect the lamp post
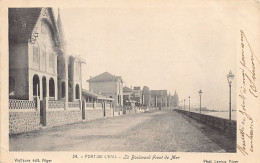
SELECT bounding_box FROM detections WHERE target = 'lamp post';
[198,90,202,114]
[188,96,191,112]
[227,70,235,121]
[184,99,186,111]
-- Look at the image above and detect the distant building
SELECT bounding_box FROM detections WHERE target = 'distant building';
[82,89,114,104]
[166,91,179,108]
[142,86,151,108]
[172,91,179,107]
[150,90,168,108]
[9,8,84,101]
[123,86,136,108]
[132,86,143,106]
[87,72,123,107]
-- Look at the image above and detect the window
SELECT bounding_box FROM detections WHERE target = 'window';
[61,82,66,98]
[33,47,39,63]
[49,78,55,97]
[49,53,53,67]
[33,74,40,96]
[42,77,46,98]
[75,84,80,99]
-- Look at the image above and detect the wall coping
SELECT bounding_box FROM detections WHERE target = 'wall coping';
[9,109,38,112]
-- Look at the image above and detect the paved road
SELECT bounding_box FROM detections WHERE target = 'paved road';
[10,110,228,152]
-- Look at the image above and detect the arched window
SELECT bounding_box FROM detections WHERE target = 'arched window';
[42,76,47,98]
[9,77,15,95]
[75,84,80,99]
[49,78,55,97]
[61,82,66,98]
[33,74,40,96]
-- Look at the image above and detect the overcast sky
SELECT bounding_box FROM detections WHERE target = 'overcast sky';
[53,2,238,110]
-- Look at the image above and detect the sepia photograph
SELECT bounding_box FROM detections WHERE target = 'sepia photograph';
[1,0,260,163]
[8,6,237,152]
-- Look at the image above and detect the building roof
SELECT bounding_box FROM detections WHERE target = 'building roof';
[82,89,114,101]
[123,86,132,93]
[9,8,62,49]
[9,8,42,42]
[133,86,141,90]
[87,72,123,82]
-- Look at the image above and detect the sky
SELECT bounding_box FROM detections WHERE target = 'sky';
[53,2,237,110]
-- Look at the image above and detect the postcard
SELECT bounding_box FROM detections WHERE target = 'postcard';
[0,0,259,163]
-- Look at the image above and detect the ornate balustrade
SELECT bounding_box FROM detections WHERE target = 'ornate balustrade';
[9,99,36,109]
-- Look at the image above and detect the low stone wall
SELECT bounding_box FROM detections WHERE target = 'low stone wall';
[105,109,112,117]
[85,109,104,121]
[9,99,40,134]
[9,110,40,134]
[10,99,146,135]
[46,109,82,127]
[175,110,236,137]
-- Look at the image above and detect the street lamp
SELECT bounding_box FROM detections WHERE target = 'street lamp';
[227,70,235,121]
[188,96,191,112]
[198,90,202,114]
[184,99,186,111]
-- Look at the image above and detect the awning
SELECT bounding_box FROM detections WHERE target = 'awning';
[82,89,114,101]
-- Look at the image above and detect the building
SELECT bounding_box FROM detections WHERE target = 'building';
[142,86,151,108]
[123,86,136,108]
[82,89,113,105]
[9,8,85,102]
[150,90,168,109]
[87,72,123,107]
[166,91,179,108]
[132,86,143,106]
[172,90,179,107]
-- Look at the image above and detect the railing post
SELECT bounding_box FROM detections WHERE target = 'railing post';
[103,102,106,117]
[112,105,114,117]
[41,97,48,126]
[79,100,82,110]
[82,100,86,120]
[36,96,40,111]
